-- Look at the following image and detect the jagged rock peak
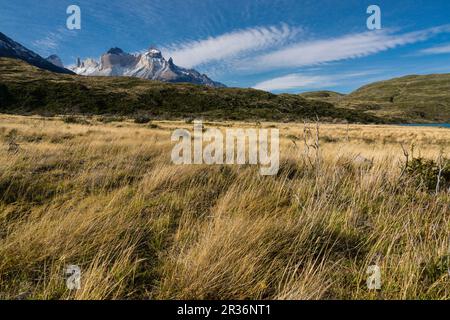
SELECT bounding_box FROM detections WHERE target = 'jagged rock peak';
[146,47,162,58]
[106,47,125,55]
[0,31,74,74]
[71,45,225,88]
[46,54,64,68]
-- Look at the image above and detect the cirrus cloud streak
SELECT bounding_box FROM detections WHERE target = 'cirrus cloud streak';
[162,24,301,68]
[243,25,450,71]
[253,71,381,91]
[419,43,450,55]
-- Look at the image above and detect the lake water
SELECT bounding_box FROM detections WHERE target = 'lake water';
[401,123,450,128]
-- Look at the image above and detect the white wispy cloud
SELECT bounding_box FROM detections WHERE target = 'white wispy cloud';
[33,36,59,50]
[162,24,301,68]
[32,28,79,56]
[240,25,450,71]
[419,43,450,55]
[253,74,334,91]
[162,24,450,78]
[253,71,379,91]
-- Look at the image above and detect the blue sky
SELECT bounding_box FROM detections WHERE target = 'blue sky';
[2,0,450,93]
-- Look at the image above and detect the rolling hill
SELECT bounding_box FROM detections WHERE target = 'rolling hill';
[299,91,345,104]
[1,55,449,123]
[337,74,450,123]
[0,58,384,123]
[301,75,450,123]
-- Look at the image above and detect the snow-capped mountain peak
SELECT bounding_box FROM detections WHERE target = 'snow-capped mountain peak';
[147,48,163,58]
[71,47,224,87]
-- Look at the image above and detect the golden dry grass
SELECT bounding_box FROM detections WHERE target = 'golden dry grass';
[0,114,448,300]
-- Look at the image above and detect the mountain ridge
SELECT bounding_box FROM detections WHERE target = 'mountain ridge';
[0,32,224,88]
[0,32,74,75]
[0,57,384,123]
[72,47,225,88]
[46,54,64,68]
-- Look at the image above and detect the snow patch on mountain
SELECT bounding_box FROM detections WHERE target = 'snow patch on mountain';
[71,47,225,87]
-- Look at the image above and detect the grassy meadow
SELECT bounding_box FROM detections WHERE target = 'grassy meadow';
[0,114,449,300]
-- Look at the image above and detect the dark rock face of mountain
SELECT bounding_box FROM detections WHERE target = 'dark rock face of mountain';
[46,55,64,68]
[106,47,125,55]
[72,47,225,88]
[0,32,223,87]
[0,32,74,75]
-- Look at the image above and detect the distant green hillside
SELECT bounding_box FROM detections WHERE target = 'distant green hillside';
[0,58,385,123]
[338,74,450,123]
[299,91,345,104]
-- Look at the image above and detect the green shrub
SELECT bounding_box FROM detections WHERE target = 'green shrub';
[405,157,450,192]
[134,116,151,124]
[321,135,339,143]
[98,116,125,123]
[62,116,89,125]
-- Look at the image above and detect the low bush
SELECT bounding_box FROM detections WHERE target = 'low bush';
[98,116,125,123]
[62,116,90,125]
[405,157,450,192]
[134,116,151,124]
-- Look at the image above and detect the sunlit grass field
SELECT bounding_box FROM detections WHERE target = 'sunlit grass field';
[0,114,449,300]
